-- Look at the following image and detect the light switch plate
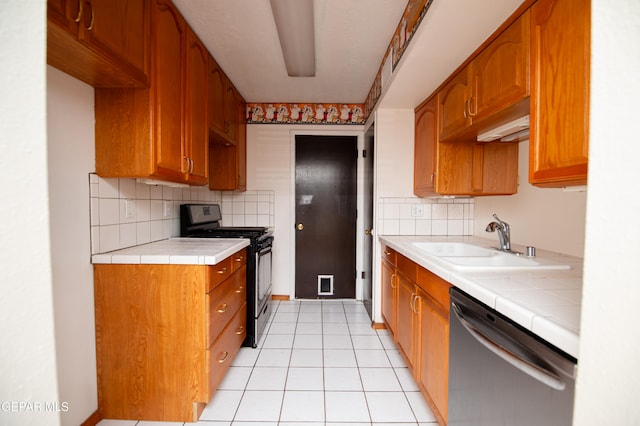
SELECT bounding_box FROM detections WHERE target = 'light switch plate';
[411,205,424,217]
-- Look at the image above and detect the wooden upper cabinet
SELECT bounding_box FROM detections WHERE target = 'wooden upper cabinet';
[529,0,590,187]
[47,0,150,87]
[471,10,530,125]
[208,56,227,138]
[414,97,438,197]
[95,0,210,186]
[438,66,473,141]
[151,0,186,181]
[416,97,518,197]
[185,26,209,184]
[438,11,530,142]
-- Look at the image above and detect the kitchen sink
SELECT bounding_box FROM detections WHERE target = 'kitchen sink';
[412,242,571,271]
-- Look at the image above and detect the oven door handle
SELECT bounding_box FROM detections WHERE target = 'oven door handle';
[451,302,566,391]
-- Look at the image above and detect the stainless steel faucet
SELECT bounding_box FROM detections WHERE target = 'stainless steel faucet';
[486,214,511,251]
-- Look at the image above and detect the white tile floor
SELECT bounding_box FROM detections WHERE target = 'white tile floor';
[97,299,438,426]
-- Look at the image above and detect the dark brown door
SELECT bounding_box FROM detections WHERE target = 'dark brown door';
[295,135,357,299]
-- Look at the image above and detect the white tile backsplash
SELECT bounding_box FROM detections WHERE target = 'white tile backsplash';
[89,174,275,254]
[377,196,474,236]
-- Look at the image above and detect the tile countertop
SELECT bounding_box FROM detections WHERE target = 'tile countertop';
[91,238,250,265]
[379,235,583,359]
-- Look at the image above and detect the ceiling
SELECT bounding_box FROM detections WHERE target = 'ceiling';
[172,0,525,109]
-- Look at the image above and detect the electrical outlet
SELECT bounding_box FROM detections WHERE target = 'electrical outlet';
[124,199,135,219]
[411,204,424,218]
[163,200,172,218]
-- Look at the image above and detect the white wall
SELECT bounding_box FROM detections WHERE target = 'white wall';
[47,66,98,425]
[574,0,640,423]
[0,2,62,425]
[474,140,587,257]
[374,109,415,197]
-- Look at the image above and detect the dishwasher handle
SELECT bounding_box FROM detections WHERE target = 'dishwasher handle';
[451,301,567,391]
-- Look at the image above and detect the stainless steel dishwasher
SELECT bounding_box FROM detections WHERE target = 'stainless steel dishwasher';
[448,288,577,425]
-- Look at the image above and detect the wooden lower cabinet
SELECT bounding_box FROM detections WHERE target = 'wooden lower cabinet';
[382,252,451,426]
[93,249,247,422]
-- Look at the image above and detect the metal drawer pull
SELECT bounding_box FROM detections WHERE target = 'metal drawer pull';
[217,303,228,313]
[74,0,83,22]
[217,267,228,274]
[235,286,244,294]
[217,352,229,363]
[235,256,244,262]
[236,326,245,335]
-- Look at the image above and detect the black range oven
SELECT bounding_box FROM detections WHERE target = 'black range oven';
[180,203,273,348]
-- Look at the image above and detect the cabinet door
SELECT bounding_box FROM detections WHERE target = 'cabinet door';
[185,26,209,184]
[418,290,449,424]
[381,260,397,337]
[414,97,438,197]
[396,275,415,369]
[47,0,78,32]
[530,0,589,187]
[471,10,530,122]
[79,0,149,83]
[224,82,239,144]
[208,57,227,138]
[151,0,186,180]
[438,66,472,141]
[237,98,247,190]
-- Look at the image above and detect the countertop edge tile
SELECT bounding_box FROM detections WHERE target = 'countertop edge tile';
[91,238,251,266]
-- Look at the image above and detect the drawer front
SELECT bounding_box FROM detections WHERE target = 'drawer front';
[397,253,417,282]
[207,256,234,292]
[207,265,247,348]
[231,248,247,272]
[208,302,246,398]
[417,266,452,311]
[382,244,396,265]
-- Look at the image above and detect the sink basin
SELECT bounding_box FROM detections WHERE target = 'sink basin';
[412,242,570,271]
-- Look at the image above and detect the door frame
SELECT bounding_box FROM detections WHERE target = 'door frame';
[288,128,367,300]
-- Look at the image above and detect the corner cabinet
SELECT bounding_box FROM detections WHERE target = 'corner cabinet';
[94,249,247,422]
[95,0,208,186]
[47,0,150,87]
[529,0,590,187]
[414,96,519,197]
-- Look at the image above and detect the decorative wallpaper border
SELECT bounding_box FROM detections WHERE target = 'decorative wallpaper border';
[246,103,365,125]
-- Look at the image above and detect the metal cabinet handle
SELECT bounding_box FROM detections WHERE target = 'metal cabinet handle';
[74,0,83,22]
[296,223,304,231]
[384,250,392,256]
[86,2,95,30]
[235,326,245,335]
[365,229,373,235]
[235,256,244,262]
[235,286,244,294]
[463,99,469,119]
[390,273,396,289]
[217,303,228,313]
[217,351,229,363]
[468,96,477,117]
[217,267,228,275]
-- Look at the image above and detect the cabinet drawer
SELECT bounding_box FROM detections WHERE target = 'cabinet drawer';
[417,266,452,311]
[208,302,246,397]
[230,248,248,272]
[382,245,396,265]
[207,265,247,348]
[397,253,417,282]
[207,256,234,292]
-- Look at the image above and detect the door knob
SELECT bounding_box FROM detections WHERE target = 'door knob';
[296,223,304,231]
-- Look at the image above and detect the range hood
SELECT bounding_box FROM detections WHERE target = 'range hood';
[477,115,530,142]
